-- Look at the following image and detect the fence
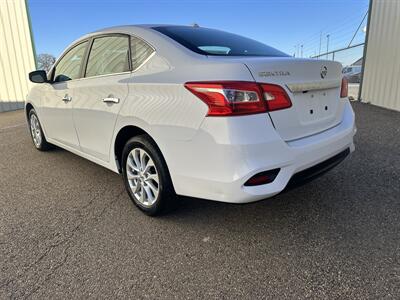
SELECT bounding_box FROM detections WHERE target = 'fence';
[310,43,365,100]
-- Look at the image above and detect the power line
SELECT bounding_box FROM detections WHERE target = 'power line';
[297,8,368,46]
[302,20,367,53]
[348,10,368,47]
[301,10,369,58]
[312,42,364,59]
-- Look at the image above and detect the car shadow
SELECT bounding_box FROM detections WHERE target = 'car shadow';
[161,175,342,225]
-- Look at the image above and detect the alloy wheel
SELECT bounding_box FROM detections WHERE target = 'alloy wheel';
[126,148,160,207]
[30,114,42,147]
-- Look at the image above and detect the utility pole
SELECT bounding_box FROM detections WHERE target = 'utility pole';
[294,44,300,57]
[326,34,330,59]
[301,44,303,58]
[318,32,322,56]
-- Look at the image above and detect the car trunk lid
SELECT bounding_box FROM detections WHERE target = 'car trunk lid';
[244,57,344,141]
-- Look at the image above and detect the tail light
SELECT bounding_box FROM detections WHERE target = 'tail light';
[184,81,292,116]
[260,83,292,111]
[340,77,348,98]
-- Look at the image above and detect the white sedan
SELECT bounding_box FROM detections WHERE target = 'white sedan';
[27,25,356,215]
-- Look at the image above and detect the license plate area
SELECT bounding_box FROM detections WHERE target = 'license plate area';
[295,89,338,124]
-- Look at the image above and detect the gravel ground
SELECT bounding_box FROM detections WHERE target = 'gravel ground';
[0,102,399,299]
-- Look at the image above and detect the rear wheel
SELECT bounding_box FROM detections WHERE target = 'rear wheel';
[121,135,175,216]
[28,109,51,151]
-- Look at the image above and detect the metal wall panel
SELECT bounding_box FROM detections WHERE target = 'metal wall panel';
[361,0,400,111]
[0,0,36,112]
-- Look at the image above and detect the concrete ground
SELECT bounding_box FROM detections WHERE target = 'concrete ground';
[1,102,399,299]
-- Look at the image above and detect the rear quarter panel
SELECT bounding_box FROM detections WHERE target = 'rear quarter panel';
[114,52,255,140]
[110,52,255,173]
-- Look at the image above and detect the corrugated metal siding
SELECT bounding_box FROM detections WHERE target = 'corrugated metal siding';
[361,0,400,111]
[0,0,36,112]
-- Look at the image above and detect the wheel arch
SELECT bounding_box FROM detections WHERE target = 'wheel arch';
[25,102,47,137]
[114,125,169,176]
[25,102,35,120]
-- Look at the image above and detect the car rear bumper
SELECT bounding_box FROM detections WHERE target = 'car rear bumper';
[161,100,356,203]
[285,147,350,189]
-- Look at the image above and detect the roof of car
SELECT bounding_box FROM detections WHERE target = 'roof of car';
[67,25,174,49]
[89,24,193,34]
[57,24,203,66]
[75,24,201,42]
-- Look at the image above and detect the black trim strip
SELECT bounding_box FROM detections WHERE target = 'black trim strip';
[286,148,350,189]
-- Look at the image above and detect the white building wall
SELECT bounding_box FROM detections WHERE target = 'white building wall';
[0,0,36,112]
[361,0,400,111]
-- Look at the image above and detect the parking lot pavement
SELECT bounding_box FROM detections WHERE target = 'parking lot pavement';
[0,102,399,299]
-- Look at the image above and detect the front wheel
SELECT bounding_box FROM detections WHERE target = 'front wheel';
[28,109,51,151]
[121,135,175,216]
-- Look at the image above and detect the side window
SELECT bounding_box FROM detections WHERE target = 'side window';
[85,36,130,77]
[53,41,88,82]
[131,36,154,70]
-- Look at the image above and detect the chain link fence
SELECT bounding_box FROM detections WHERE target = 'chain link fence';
[311,43,365,100]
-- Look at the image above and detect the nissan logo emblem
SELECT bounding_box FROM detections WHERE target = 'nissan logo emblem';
[320,66,328,79]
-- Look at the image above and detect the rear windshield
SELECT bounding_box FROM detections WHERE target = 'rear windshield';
[153,26,288,57]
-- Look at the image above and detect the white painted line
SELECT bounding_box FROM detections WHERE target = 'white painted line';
[0,123,26,131]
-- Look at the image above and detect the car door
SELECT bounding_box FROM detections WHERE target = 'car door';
[40,41,88,149]
[71,35,132,162]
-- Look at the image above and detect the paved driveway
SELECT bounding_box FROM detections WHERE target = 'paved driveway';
[1,102,399,299]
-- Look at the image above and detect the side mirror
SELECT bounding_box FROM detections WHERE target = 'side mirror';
[29,70,48,83]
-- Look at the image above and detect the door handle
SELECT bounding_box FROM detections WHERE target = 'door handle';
[102,97,120,104]
[62,95,72,102]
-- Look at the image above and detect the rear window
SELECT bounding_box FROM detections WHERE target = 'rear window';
[153,26,288,57]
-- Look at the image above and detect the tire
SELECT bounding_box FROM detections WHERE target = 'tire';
[121,135,175,216]
[28,109,51,151]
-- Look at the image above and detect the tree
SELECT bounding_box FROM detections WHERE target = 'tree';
[37,53,56,72]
